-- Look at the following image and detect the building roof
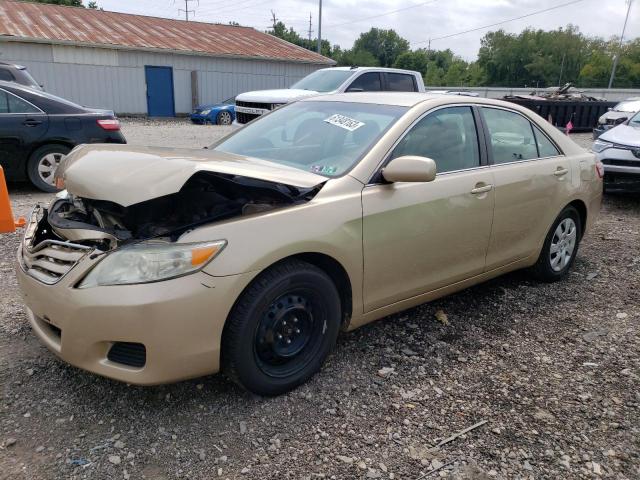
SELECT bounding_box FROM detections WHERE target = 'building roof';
[0,1,334,65]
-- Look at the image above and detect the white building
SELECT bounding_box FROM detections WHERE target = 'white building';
[0,0,334,115]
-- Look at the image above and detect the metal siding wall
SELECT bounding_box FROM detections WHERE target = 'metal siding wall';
[2,42,328,114]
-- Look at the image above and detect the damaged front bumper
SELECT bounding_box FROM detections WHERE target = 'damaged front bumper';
[16,208,256,385]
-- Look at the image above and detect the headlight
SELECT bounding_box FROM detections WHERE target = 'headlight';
[592,139,614,153]
[78,240,226,288]
[200,109,211,115]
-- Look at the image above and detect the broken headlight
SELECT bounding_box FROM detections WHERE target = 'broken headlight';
[78,240,226,288]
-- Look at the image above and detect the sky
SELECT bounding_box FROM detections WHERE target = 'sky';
[95,0,640,60]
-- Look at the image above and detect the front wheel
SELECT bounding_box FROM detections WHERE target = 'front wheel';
[216,110,233,126]
[222,260,341,396]
[530,206,582,282]
[27,144,71,192]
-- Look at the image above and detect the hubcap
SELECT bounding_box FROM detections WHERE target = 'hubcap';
[219,111,232,125]
[38,152,66,186]
[549,218,577,272]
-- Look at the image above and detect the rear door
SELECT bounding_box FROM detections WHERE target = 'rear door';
[0,88,48,179]
[479,106,570,270]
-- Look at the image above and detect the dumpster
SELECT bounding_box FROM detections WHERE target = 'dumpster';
[503,83,617,132]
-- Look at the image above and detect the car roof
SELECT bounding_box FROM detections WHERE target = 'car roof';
[301,91,518,109]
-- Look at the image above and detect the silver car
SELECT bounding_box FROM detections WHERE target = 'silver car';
[592,110,640,192]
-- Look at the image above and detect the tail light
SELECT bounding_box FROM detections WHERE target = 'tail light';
[97,119,120,131]
[595,161,605,179]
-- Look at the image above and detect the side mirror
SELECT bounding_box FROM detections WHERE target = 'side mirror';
[382,156,437,183]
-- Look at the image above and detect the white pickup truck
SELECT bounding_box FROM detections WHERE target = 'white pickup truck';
[234,66,425,125]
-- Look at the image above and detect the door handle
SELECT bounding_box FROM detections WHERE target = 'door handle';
[554,167,569,176]
[23,119,43,127]
[470,184,493,195]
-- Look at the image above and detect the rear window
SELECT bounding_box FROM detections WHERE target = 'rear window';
[386,73,417,92]
[0,69,14,81]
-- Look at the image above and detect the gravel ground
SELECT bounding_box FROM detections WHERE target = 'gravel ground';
[1,123,638,480]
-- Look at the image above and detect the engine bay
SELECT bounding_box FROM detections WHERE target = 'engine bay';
[36,171,323,251]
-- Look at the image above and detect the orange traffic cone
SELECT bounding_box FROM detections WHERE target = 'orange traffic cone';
[0,166,25,233]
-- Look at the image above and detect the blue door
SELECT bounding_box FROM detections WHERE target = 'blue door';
[145,66,175,117]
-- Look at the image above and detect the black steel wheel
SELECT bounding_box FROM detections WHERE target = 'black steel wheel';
[222,259,341,396]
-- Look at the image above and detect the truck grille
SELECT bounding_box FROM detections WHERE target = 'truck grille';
[21,240,90,285]
[235,100,272,124]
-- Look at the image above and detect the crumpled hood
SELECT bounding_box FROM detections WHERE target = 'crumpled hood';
[57,144,327,207]
[235,89,319,104]
[599,123,640,148]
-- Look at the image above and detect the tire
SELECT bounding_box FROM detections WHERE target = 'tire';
[216,110,233,126]
[222,259,341,396]
[27,144,71,192]
[530,206,582,282]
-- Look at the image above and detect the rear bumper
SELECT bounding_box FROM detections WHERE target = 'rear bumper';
[16,246,256,385]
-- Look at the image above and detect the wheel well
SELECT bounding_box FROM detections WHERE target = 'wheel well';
[568,199,587,239]
[284,253,353,327]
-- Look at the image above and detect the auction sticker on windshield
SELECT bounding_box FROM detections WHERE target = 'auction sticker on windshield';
[324,114,365,131]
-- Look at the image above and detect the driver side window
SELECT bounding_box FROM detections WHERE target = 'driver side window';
[347,73,382,92]
[391,106,481,174]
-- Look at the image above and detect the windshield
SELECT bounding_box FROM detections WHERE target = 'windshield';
[630,111,640,124]
[213,101,408,177]
[290,70,355,93]
[222,97,235,105]
[614,100,640,112]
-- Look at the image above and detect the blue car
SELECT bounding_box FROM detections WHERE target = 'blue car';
[190,97,236,125]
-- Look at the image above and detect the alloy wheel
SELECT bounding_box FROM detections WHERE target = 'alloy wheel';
[218,111,232,125]
[549,218,577,272]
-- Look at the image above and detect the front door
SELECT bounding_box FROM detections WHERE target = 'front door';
[362,106,495,312]
[145,66,175,117]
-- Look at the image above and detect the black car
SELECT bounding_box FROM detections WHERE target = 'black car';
[0,62,42,90]
[0,81,126,192]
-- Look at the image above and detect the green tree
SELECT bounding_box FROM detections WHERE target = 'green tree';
[353,28,410,67]
[337,49,379,67]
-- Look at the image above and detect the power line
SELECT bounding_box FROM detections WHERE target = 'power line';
[412,0,586,45]
[325,0,439,29]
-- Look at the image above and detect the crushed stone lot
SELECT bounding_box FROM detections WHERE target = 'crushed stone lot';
[1,123,638,480]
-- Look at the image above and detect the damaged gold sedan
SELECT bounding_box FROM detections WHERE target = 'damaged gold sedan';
[16,93,602,395]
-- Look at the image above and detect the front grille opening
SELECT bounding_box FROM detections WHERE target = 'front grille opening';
[107,342,146,368]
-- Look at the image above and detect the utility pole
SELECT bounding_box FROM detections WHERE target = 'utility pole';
[608,0,633,89]
[558,52,566,86]
[179,0,196,21]
[308,12,313,42]
[317,0,322,54]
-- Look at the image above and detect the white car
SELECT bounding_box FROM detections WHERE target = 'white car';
[592,110,640,192]
[234,67,425,125]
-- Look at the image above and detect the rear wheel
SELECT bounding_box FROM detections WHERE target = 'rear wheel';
[222,260,341,396]
[27,144,70,192]
[530,206,581,282]
[216,110,233,126]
